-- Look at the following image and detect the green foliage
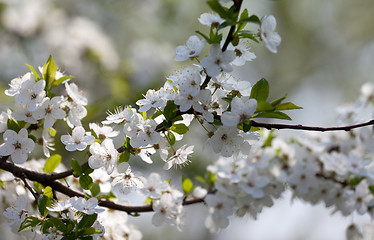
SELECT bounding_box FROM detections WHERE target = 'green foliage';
[19,216,41,232]
[7,118,20,132]
[0,178,4,189]
[167,131,176,146]
[170,123,189,135]
[45,218,67,233]
[77,214,97,229]
[38,195,51,217]
[44,186,53,199]
[26,64,41,81]
[90,182,101,197]
[182,177,193,194]
[43,55,57,89]
[79,174,94,190]
[71,159,82,177]
[43,154,62,173]
[118,151,130,163]
[255,112,292,120]
[250,78,269,102]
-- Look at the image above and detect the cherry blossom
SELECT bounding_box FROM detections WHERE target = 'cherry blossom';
[174,35,205,61]
[0,128,35,164]
[60,126,95,151]
[201,44,236,77]
[260,15,281,53]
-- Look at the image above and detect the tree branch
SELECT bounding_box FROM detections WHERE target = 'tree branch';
[0,157,204,214]
[251,119,374,132]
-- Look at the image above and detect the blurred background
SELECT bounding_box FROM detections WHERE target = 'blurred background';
[0,0,374,239]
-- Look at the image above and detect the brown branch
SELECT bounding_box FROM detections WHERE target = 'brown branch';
[0,157,204,214]
[251,119,374,132]
[200,0,243,89]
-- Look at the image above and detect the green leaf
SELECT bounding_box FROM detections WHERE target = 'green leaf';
[195,31,212,44]
[38,195,50,217]
[195,176,207,185]
[79,175,93,190]
[149,110,163,120]
[270,94,287,107]
[77,213,97,229]
[238,14,261,25]
[242,120,252,132]
[19,216,41,232]
[263,130,276,148]
[255,112,292,120]
[26,64,41,80]
[163,101,178,121]
[207,0,232,20]
[350,177,364,186]
[71,159,82,177]
[170,124,189,135]
[43,55,57,87]
[82,164,94,175]
[275,102,303,111]
[237,31,260,43]
[44,186,53,199]
[46,217,67,232]
[182,178,193,194]
[50,76,74,90]
[80,227,102,236]
[118,151,130,163]
[167,131,176,146]
[256,101,275,112]
[250,78,269,102]
[140,111,147,120]
[44,154,62,173]
[0,179,4,189]
[90,182,101,197]
[7,118,20,132]
[236,9,249,32]
[47,128,57,137]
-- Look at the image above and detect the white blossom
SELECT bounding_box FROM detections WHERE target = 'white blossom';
[163,144,194,170]
[201,44,236,77]
[60,126,95,151]
[69,197,105,215]
[89,139,118,174]
[3,195,28,226]
[0,128,35,164]
[174,35,205,61]
[260,15,281,53]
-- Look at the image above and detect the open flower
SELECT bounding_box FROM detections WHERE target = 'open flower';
[260,15,281,53]
[163,144,194,170]
[61,126,95,151]
[174,35,205,61]
[0,128,35,164]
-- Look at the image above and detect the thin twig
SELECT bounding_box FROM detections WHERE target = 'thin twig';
[251,119,374,132]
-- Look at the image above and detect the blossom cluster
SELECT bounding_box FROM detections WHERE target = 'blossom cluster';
[0,0,373,239]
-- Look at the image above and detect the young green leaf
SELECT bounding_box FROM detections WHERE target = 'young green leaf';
[167,131,176,146]
[38,195,50,217]
[275,102,303,111]
[79,175,94,190]
[170,124,189,135]
[43,154,62,173]
[43,186,53,199]
[163,101,178,121]
[77,214,98,229]
[118,151,130,163]
[46,217,67,233]
[18,216,41,232]
[71,159,82,177]
[207,0,231,20]
[182,178,193,194]
[255,112,292,120]
[90,182,101,197]
[0,179,4,189]
[26,64,41,80]
[250,78,269,102]
[43,55,57,87]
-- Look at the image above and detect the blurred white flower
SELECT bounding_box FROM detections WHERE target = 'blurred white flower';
[260,15,281,53]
